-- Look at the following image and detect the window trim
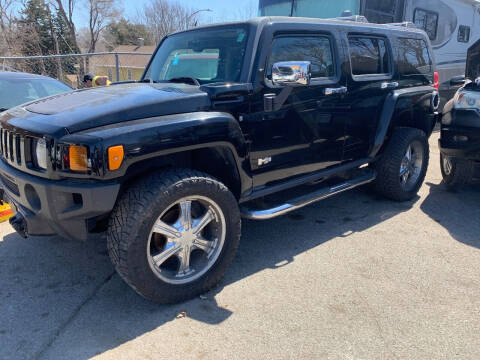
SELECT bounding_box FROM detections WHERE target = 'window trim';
[413,7,439,41]
[264,32,341,88]
[347,34,394,82]
[458,25,471,43]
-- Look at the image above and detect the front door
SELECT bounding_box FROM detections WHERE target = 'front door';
[245,32,348,189]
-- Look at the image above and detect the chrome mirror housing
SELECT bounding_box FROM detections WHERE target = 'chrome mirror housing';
[272,61,311,86]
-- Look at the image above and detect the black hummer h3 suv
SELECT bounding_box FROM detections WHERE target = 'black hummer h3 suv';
[0,17,439,303]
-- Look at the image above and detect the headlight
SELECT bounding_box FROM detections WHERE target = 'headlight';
[34,138,47,170]
[453,90,480,110]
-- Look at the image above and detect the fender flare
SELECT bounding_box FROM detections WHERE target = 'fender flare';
[68,112,250,190]
[369,86,436,158]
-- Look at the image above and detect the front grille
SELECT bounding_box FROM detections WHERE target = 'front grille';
[0,126,42,173]
[0,128,24,165]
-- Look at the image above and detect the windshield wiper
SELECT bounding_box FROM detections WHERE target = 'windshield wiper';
[168,77,201,86]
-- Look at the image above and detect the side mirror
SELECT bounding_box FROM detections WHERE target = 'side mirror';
[450,75,466,86]
[272,61,311,86]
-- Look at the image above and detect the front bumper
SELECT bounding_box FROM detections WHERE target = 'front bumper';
[0,158,120,241]
[439,108,480,160]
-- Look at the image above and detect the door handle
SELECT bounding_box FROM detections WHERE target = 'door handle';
[381,81,399,89]
[324,86,348,96]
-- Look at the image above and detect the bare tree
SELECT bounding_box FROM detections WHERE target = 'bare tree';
[0,0,17,55]
[50,0,80,53]
[86,0,120,53]
[141,0,201,45]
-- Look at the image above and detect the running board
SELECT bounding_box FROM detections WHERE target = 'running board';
[240,171,376,220]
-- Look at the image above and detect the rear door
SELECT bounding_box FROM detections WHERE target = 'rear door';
[341,32,396,161]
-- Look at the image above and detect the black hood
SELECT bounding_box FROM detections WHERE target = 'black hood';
[0,82,211,136]
[466,39,480,81]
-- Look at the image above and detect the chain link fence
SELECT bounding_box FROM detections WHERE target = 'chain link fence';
[0,52,153,89]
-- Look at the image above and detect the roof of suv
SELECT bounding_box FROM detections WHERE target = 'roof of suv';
[171,16,428,38]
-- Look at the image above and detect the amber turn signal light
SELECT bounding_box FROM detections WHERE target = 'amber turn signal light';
[108,145,124,170]
[69,145,88,172]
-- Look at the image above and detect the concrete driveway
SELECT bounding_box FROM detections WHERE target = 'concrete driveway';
[0,133,479,360]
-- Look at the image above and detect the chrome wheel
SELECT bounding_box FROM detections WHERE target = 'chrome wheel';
[147,196,226,285]
[399,141,424,190]
[442,155,453,176]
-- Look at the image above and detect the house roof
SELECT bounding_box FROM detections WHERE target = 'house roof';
[89,45,155,71]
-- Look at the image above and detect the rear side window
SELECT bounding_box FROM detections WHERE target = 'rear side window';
[348,36,391,76]
[397,38,433,76]
[267,36,335,79]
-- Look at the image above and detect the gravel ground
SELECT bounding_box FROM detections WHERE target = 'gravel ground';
[0,132,479,360]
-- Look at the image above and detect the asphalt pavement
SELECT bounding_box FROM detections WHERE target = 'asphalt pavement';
[0,132,479,360]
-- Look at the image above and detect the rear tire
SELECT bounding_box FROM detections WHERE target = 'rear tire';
[440,154,474,190]
[107,169,241,304]
[373,128,429,201]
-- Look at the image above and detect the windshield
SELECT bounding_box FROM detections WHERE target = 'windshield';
[143,26,249,85]
[259,0,360,18]
[0,77,71,110]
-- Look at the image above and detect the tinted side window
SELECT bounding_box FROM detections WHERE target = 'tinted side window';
[458,25,471,43]
[414,8,438,40]
[267,36,335,79]
[397,38,432,76]
[348,36,391,76]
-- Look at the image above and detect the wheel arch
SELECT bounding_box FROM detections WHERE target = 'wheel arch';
[370,86,437,158]
[119,144,245,200]
[81,111,252,202]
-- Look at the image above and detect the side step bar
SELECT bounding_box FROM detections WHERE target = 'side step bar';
[240,171,376,220]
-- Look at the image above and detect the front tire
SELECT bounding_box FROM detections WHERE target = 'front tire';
[440,154,474,190]
[373,128,429,201]
[107,169,241,304]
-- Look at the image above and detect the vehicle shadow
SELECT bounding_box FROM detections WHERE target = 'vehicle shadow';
[420,181,480,249]
[0,188,418,359]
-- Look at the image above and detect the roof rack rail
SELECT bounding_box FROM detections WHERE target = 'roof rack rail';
[334,15,369,23]
[387,21,417,28]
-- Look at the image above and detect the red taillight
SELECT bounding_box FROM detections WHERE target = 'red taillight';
[434,72,439,90]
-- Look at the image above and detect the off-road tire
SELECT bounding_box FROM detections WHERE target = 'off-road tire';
[107,169,241,304]
[440,154,474,190]
[373,127,429,201]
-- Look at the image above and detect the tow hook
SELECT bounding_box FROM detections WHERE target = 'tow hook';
[9,214,28,238]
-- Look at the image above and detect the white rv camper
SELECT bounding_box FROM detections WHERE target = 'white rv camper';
[259,0,480,101]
